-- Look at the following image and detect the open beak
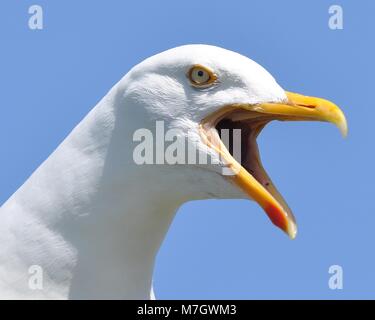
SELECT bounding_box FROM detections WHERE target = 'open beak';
[199,91,347,239]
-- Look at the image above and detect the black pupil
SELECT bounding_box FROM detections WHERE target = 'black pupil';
[197,70,204,77]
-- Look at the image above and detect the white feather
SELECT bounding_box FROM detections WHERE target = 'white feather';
[0,44,286,299]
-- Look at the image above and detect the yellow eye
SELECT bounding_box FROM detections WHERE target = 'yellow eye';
[188,65,217,87]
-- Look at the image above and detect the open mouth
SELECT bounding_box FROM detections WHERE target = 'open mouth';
[199,92,348,239]
[215,111,296,231]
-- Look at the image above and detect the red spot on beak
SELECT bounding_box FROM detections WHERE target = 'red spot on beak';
[265,204,288,233]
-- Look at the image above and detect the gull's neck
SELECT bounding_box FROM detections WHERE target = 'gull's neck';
[67,190,179,299]
[0,86,182,299]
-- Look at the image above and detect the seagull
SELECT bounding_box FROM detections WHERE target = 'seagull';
[0,44,347,299]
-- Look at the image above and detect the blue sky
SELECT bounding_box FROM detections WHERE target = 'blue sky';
[1,0,374,299]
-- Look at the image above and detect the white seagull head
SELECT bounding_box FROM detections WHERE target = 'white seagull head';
[114,44,348,239]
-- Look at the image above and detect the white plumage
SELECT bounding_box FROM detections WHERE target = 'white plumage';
[0,44,346,299]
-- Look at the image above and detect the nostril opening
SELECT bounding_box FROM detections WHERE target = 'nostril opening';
[301,104,316,109]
